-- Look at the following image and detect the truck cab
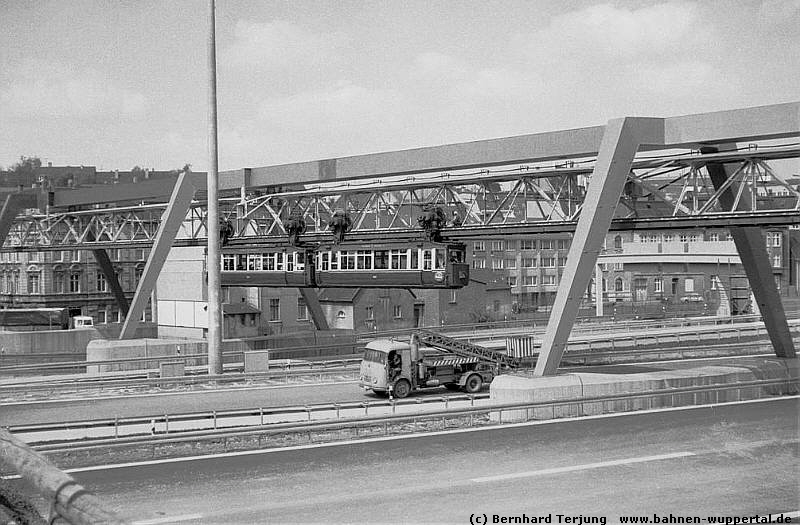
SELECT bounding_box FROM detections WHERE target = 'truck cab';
[359,339,411,396]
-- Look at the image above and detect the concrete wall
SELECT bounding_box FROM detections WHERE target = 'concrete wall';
[0,328,102,367]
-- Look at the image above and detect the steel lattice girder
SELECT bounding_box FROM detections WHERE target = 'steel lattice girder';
[3,145,799,251]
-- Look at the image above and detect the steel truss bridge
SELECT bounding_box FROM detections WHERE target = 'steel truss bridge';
[2,145,799,250]
[1,102,798,374]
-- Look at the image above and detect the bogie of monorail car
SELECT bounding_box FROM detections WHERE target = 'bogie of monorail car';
[220,242,469,289]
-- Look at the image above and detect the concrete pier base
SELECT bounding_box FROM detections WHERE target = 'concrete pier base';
[490,358,798,423]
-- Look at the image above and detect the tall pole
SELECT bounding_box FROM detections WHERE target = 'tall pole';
[207,0,223,375]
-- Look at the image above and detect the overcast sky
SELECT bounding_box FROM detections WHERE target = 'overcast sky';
[1,0,798,173]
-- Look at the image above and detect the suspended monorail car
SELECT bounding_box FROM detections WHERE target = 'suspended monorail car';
[220,242,469,289]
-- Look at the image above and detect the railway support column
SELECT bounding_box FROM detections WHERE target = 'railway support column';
[534,117,664,376]
[120,172,198,339]
[702,146,795,358]
[0,192,37,246]
[299,288,330,330]
[92,247,129,317]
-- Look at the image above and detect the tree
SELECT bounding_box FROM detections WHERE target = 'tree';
[10,156,42,176]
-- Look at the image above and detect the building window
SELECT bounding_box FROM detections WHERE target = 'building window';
[473,241,485,251]
[615,277,624,292]
[505,258,517,269]
[491,240,504,251]
[508,276,517,286]
[522,257,536,268]
[543,275,558,285]
[269,298,280,321]
[71,251,80,262]
[767,232,782,247]
[520,240,535,250]
[491,258,504,270]
[773,253,782,268]
[297,298,308,320]
[689,234,698,243]
[685,278,694,293]
[558,257,567,267]
[541,257,556,268]
[393,305,402,318]
[336,310,346,320]
[28,273,41,294]
[54,273,65,294]
[98,309,107,324]
[134,249,145,261]
[709,233,719,242]
[524,275,537,286]
[96,273,108,292]
[654,277,663,293]
[472,258,486,269]
[540,240,554,250]
[449,290,457,304]
[613,235,623,249]
[679,234,688,243]
[69,273,81,293]
[726,233,733,241]
[663,234,674,243]
[366,305,375,318]
[557,239,570,250]
[56,251,65,262]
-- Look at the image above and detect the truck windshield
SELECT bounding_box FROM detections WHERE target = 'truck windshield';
[363,349,386,364]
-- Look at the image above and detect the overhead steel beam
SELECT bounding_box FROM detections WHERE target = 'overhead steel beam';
[120,172,199,339]
[535,117,664,376]
[702,146,795,358]
[40,103,799,208]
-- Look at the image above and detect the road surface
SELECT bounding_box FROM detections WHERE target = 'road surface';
[10,397,798,524]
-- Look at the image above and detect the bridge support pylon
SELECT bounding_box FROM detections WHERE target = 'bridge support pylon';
[702,146,795,358]
[120,172,198,339]
[534,117,664,376]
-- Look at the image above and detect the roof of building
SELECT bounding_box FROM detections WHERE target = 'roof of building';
[318,288,361,303]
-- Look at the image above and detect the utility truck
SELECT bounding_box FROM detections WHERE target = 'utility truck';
[359,330,520,398]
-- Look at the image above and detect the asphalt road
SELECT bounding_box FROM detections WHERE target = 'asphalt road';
[1,355,782,427]
[11,397,799,524]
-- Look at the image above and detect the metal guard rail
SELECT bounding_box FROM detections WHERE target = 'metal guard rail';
[26,378,799,453]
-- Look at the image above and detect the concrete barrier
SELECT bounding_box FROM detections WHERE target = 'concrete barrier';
[490,357,798,423]
[86,338,206,374]
[0,328,102,368]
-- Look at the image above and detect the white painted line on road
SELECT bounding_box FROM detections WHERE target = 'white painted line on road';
[470,451,696,483]
[40,394,797,477]
[131,513,204,524]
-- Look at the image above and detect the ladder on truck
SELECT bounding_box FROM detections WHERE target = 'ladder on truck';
[416,330,521,369]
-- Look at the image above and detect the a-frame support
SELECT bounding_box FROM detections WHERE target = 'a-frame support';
[120,172,198,339]
[92,248,129,317]
[534,117,664,376]
[298,288,330,330]
[702,146,795,358]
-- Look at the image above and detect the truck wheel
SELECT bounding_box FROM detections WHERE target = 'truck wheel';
[393,379,411,398]
[463,374,483,394]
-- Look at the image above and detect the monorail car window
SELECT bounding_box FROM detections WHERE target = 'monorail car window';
[236,254,247,271]
[435,249,445,270]
[295,252,305,271]
[411,249,419,270]
[389,249,407,270]
[222,255,235,271]
[422,249,432,270]
[356,250,371,270]
[374,250,388,270]
[248,253,261,271]
[319,252,330,271]
[286,253,294,272]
